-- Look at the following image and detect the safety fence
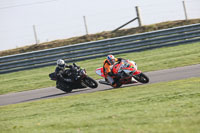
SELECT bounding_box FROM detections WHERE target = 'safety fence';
[0,23,200,74]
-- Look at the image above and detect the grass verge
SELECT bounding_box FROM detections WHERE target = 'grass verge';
[0,42,200,95]
[0,77,200,133]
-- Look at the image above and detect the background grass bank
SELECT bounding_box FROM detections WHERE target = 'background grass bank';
[0,77,200,133]
[1,19,200,57]
[0,42,200,95]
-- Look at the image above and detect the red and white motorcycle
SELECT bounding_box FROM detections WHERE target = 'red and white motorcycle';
[96,59,149,87]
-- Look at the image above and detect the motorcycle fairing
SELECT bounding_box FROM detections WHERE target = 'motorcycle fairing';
[112,60,141,76]
[96,67,105,77]
[132,70,141,75]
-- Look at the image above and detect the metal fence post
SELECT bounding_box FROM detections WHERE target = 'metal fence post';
[136,6,142,27]
[33,25,39,44]
[182,1,188,20]
[83,16,89,35]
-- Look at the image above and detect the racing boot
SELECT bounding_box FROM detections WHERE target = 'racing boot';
[111,79,121,88]
[112,82,118,88]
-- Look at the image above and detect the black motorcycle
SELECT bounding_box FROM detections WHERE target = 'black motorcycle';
[49,66,98,93]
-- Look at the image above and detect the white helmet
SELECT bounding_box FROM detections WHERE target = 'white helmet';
[57,59,65,69]
[107,55,115,65]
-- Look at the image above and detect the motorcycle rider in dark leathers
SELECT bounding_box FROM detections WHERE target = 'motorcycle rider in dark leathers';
[55,59,80,83]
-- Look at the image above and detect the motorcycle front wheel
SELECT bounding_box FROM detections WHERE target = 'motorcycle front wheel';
[133,73,149,83]
[82,76,98,88]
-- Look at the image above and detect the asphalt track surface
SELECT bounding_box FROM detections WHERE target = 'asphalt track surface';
[0,64,200,106]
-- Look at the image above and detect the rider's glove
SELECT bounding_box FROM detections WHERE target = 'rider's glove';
[73,63,77,67]
[73,63,80,69]
[117,58,123,63]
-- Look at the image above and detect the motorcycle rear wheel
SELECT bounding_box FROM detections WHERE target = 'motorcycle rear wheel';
[56,80,73,93]
[134,73,149,83]
[82,76,98,88]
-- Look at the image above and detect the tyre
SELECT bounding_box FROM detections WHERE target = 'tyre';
[134,73,149,83]
[56,80,73,93]
[82,76,98,88]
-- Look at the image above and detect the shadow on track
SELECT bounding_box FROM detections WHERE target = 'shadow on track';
[21,88,92,103]
[21,92,66,103]
[98,82,143,92]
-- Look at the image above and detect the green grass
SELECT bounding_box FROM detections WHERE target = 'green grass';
[0,42,200,95]
[0,77,200,133]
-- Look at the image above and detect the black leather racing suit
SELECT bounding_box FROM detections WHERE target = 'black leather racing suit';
[55,63,80,83]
